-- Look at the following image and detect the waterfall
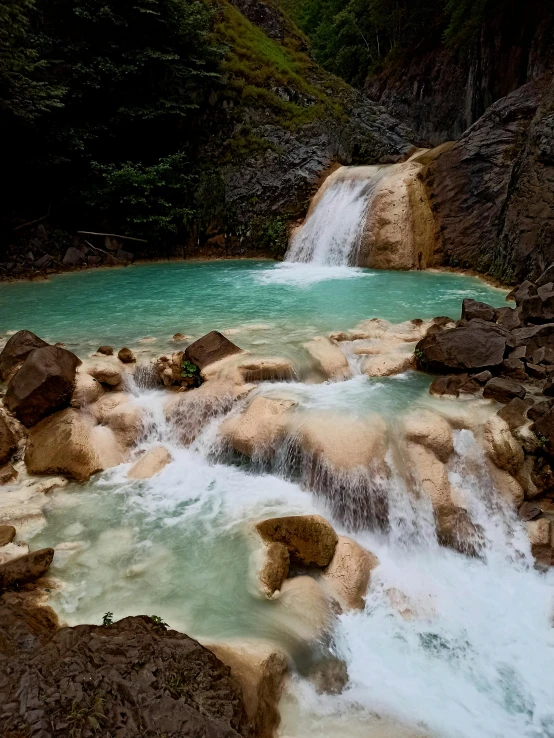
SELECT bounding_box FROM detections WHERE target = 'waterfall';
[285,166,386,266]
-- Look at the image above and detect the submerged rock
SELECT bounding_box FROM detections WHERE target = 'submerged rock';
[256,515,338,568]
[304,336,350,380]
[5,345,81,427]
[435,507,484,558]
[127,446,172,479]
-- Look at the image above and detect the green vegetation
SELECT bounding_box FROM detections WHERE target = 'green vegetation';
[102,611,114,626]
[280,0,496,87]
[150,614,169,631]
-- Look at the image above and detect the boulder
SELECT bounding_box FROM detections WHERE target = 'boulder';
[483,377,526,404]
[416,320,510,372]
[0,329,49,381]
[512,323,554,350]
[499,357,527,381]
[116,248,134,263]
[406,442,452,510]
[0,614,248,738]
[0,547,54,590]
[0,414,16,465]
[97,345,114,356]
[33,253,53,270]
[237,357,295,382]
[87,362,122,386]
[0,525,16,546]
[307,656,349,695]
[435,507,484,557]
[461,299,496,322]
[322,536,379,610]
[361,352,415,376]
[185,331,243,370]
[258,542,289,597]
[0,463,18,485]
[70,371,104,408]
[532,407,554,455]
[304,337,350,380]
[488,464,525,508]
[526,518,554,567]
[62,246,85,266]
[102,401,144,449]
[278,576,332,637]
[127,446,172,480]
[429,374,463,397]
[496,307,521,331]
[207,641,288,738]
[509,280,537,304]
[497,397,534,431]
[220,396,295,458]
[295,413,388,470]
[4,345,81,426]
[528,399,553,422]
[402,409,454,463]
[25,408,123,481]
[118,347,136,363]
[256,515,338,567]
[483,415,525,474]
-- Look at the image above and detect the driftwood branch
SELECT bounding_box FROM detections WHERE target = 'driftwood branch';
[13,213,50,232]
[84,240,109,255]
[77,231,148,244]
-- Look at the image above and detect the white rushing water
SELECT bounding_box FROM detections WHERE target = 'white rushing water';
[37,371,554,738]
[285,166,386,267]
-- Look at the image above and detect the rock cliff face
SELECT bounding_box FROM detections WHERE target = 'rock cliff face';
[366,0,554,145]
[423,74,554,283]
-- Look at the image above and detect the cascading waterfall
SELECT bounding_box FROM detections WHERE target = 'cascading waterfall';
[285,166,386,266]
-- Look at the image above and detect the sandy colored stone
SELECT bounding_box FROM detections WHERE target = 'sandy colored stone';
[278,576,333,637]
[207,640,288,738]
[483,415,525,475]
[71,370,104,408]
[402,409,454,463]
[221,396,296,458]
[296,413,388,470]
[0,547,54,590]
[487,462,525,508]
[87,362,122,386]
[103,401,144,449]
[322,536,379,610]
[258,542,289,598]
[25,408,123,482]
[361,352,415,376]
[238,357,295,382]
[406,442,452,509]
[304,337,350,380]
[256,514,338,567]
[128,446,172,480]
[88,391,133,423]
[0,525,16,547]
[118,347,136,363]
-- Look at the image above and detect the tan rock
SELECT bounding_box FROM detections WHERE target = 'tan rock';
[402,409,454,463]
[88,392,133,423]
[258,542,289,598]
[256,515,338,567]
[87,363,122,386]
[207,641,288,738]
[487,462,525,508]
[221,396,296,458]
[526,519,554,567]
[25,408,123,481]
[278,576,333,637]
[238,357,295,383]
[296,413,388,470]
[361,352,415,377]
[304,337,350,380]
[128,446,172,480]
[0,525,16,547]
[483,415,524,475]
[71,370,104,408]
[322,536,379,610]
[406,442,452,509]
[103,402,144,449]
[0,547,54,590]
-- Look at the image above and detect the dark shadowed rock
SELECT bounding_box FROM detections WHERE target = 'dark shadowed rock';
[435,507,484,557]
[416,321,510,373]
[0,414,16,465]
[116,249,134,263]
[483,377,526,404]
[62,246,86,266]
[33,254,53,270]
[0,548,54,590]
[472,370,492,385]
[0,330,49,382]
[533,407,554,454]
[461,299,496,322]
[97,345,114,356]
[497,398,534,431]
[537,266,554,287]
[118,347,136,363]
[0,612,248,738]
[4,345,82,426]
[429,374,464,397]
[496,307,522,331]
[526,363,547,379]
[499,358,527,381]
[0,463,17,485]
[0,525,16,546]
[185,331,243,370]
[528,399,554,422]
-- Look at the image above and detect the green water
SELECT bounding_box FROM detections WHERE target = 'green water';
[0,261,507,361]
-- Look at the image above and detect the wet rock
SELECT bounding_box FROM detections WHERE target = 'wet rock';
[185,330,243,370]
[97,345,114,355]
[304,337,350,380]
[484,415,525,475]
[543,377,554,396]
[307,656,349,695]
[207,641,287,738]
[0,414,17,466]
[172,332,187,341]
[258,542,289,598]
[483,377,526,404]
[416,320,510,373]
[429,374,463,397]
[435,507,484,557]
[0,547,54,590]
[103,401,144,449]
[221,396,295,458]
[0,463,17,485]
[519,501,543,521]
[497,397,534,431]
[0,613,248,738]
[70,370,104,408]
[0,525,16,546]
[361,351,415,376]
[62,246,85,266]
[127,446,171,480]
[237,357,295,382]
[278,576,333,638]
[461,299,496,322]
[5,345,81,427]
[0,330,49,382]
[118,347,136,363]
[87,362,122,386]
[407,442,452,510]
[25,408,123,481]
[402,409,454,463]
[256,515,338,568]
[526,518,554,567]
[322,536,379,611]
